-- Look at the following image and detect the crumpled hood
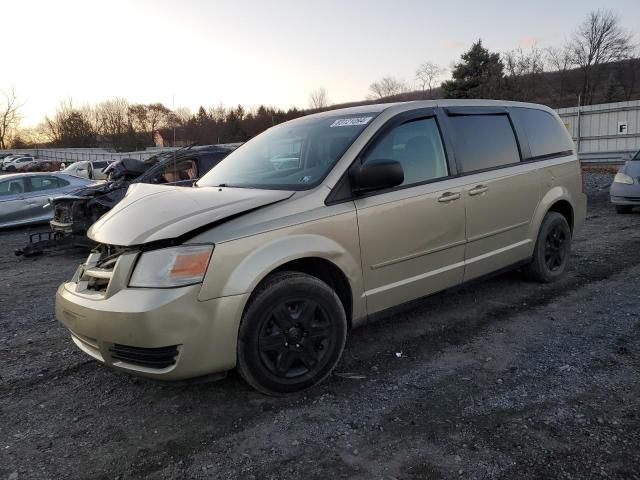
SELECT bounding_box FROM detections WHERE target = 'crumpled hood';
[87,183,294,246]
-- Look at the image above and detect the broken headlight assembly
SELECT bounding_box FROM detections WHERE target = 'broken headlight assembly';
[614,172,634,185]
[129,244,214,288]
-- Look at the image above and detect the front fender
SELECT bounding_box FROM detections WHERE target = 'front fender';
[198,213,365,321]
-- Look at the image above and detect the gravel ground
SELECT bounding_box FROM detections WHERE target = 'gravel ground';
[1,171,640,480]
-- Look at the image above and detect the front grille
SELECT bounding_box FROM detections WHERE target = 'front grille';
[78,246,126,293]
[109,344,179,369]
[53,203,72,224]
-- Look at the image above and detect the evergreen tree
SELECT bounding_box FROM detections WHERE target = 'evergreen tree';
[442,40,505,98]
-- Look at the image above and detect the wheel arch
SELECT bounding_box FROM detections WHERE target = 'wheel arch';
[206,234,364,327]
[547,199,574,233]
[269,257,354,328]
[531,186,576,240]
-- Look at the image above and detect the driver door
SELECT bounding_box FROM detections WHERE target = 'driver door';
[353,111,467,314]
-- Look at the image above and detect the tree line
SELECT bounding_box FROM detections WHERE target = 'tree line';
[365,9,637,106]
[1,9,637,151]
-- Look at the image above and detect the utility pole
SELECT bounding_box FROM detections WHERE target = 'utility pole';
[172,94,176,147]
[576,95,581,157]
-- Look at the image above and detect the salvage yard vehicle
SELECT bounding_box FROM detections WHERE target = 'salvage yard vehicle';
[2,155,35,172]
[0,173,97,229]
[56,100,586,395]
[610,149,640,213]
[62,160,113,180]
[24,160,64,173]
[1,153,29,169]
[48,145,234,241]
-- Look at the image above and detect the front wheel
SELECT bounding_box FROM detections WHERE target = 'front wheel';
[524,212,572,283]
[237,271,347,395]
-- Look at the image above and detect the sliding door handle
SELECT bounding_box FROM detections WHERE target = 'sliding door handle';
[438,192,461,203]
[468,185,489,196]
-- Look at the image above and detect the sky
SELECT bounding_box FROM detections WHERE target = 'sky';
[1,0,639,126]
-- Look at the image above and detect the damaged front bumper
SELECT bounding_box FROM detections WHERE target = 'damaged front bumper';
[55,248,249,380]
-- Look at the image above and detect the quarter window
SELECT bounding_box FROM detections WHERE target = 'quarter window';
[362,117,448,186]
[449,114,520,173]
[512,108,574,159]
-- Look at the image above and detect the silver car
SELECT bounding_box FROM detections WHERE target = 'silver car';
[0,173,97,228]
[610,150,640,213]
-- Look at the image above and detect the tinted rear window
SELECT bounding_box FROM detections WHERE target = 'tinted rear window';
[513,108,574,159]
[449,114,520,173]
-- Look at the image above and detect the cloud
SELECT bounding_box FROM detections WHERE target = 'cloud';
[443,40,466,50]
[518,36,540,48]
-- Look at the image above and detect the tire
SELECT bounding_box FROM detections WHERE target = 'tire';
[524,212,572,283]
[6,165,15,172]
[615,205,633,214]
[237,271,347,395]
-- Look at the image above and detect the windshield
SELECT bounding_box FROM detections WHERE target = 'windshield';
[64,161,86,171]
[197,112,378,190]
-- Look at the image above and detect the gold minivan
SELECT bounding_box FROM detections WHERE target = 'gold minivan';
[56,100,586,394]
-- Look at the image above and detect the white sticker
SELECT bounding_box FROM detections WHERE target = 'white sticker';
[330,117,373,128]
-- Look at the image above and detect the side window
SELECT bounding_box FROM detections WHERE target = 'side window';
[28,176,69,192]
[0,178,26,196]
[513,108,574,159]
[363,117,448,186]
[154,159,197,183]
[449,114,520,173]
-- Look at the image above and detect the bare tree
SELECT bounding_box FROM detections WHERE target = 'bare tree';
[546,45,573,98]
[309,87,329,109]
[503,46,545,100]
[615,47,640,101]
[147,103,170,135]
[367,77,408,100]
[95,98,130,138]
[44,99,95,147]
[569,9,634,104]
[415,62,444,98]
[0,87,22,149]
[172,106,192,127]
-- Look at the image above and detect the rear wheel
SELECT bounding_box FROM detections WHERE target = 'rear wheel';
[615,205,633,214]
[524,212,571,283]
[237,271,347,395]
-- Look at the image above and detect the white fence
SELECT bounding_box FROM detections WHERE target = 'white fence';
[557,100,640,164]
[0,147,180,163]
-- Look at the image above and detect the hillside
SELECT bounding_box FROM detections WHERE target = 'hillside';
[317,57,640,112]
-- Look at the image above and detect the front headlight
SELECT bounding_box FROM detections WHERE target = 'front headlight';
[614,172,634,185]
[129,244,213,288]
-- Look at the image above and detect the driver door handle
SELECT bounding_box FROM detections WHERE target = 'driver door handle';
[438,192,461,203]
[468,185,489,196]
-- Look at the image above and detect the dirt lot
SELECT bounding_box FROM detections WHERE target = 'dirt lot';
[1,170,639,480]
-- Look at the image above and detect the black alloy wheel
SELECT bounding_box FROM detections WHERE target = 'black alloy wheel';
[524,211,572,283]
[544,223,568,272]
[258,298,335,379]
[237,271,347,395]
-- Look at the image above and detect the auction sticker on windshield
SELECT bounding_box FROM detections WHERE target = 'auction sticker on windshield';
[330,117,373,127]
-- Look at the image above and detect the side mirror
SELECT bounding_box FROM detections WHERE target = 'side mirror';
[350,159,404,194]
